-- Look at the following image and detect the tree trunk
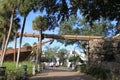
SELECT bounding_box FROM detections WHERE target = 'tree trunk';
[16,16,27,67]
[36,30,42,64]
[36,30,42,72]
[36,37,39,63]
[0,10,15,66]
[87,41,90,65]
[1,28,6,51]
[39,30,42,64]
[0,28,7,63]
[14,31,17,62]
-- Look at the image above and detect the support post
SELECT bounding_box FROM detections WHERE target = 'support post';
[32,64,36,75]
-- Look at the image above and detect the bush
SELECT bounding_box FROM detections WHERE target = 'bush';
[20,61,33,75]
[68,56,75,62]
[41,57,49,62]
[75,64,86,72]
[86,66,110,80]
[3,61,33,80]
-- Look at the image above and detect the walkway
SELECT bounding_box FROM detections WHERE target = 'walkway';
[29,66,96,80]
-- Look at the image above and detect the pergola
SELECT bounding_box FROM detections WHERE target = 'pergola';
[16,32,103,64]
[17,32,103,40]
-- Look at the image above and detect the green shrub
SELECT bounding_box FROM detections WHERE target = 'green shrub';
[68,56,75,62]
[20,61,33,75]
[3,61,33,80]
[75,64,86,72]
[86,66,110,80]
[80,64,86,72]
[41,57,49,62]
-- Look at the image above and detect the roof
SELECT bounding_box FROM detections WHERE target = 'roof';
[0,47,32,55]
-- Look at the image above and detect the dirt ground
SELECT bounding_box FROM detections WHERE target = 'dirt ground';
[29,66,96,80]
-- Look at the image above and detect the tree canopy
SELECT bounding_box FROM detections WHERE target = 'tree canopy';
[58,15,115,46]
[70,0,120,22]
[23,43,31,48]
[32,16,48,31]
[39,0,120,33]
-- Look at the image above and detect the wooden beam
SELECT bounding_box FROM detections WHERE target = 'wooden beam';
[32,39,54,49]
[17,32,103,41]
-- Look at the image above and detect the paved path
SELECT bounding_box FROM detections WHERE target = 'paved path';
[29,67,96,80]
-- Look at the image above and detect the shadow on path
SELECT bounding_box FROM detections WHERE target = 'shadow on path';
[29,66,96,80]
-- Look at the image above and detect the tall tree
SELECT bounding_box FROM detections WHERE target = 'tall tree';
[58,48,67,65]
[16,0,40,67]
[32,16,48,64]
[44,46,60,62]
[0,0,20,66]
[0,11,20,62]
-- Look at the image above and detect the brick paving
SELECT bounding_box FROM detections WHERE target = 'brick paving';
[29,66,96,80]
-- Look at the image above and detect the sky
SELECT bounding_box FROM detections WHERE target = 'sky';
[8,10,77,51]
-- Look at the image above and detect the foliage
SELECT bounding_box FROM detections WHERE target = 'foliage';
[0,0,21,66]
[68,56,75,62]
[23,43,31,48]
[3,61,33,80]
[58,16,115,48]
[39,0,69,24]
[0,1,20,48]
[75,64,86,72]
[70,0,120,23]
[57,48,67,65]
[58,16,80,45]
[32,16,49,31]
[86,66,110,80]
[18,0,36,17]
[16,0,41,67]
[41,57,49,62]
[44,46,60,62]
[68,55,83,62]
[38,0,120,34]
[7,47,13,49]
[20,61,33,75]
[102,41,116,62]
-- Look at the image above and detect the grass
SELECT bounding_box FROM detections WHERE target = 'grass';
[3,61,16,71]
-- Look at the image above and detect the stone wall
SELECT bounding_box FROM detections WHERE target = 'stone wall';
[89,39,104,65]
[89,34,120,79]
